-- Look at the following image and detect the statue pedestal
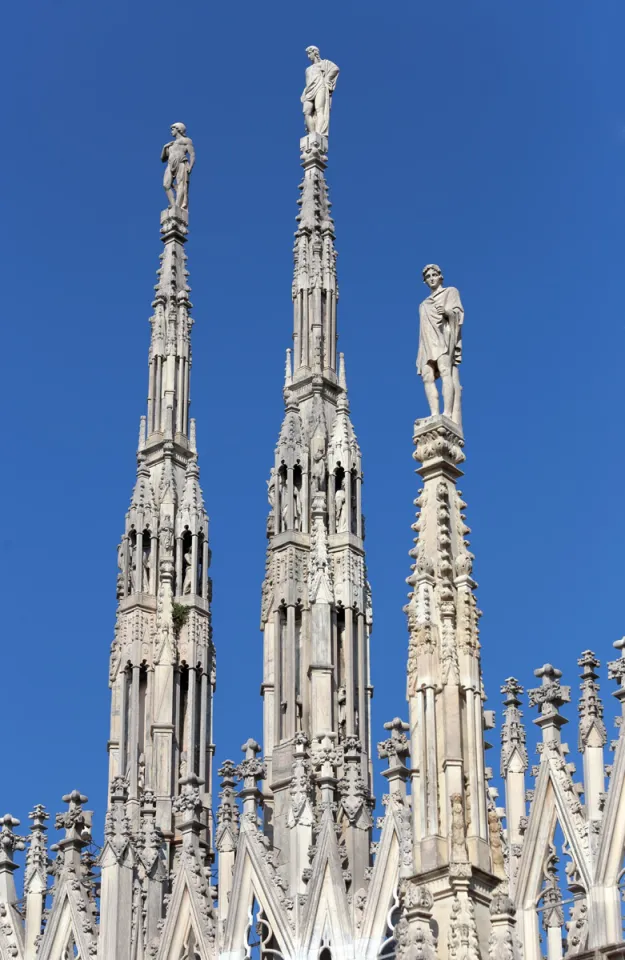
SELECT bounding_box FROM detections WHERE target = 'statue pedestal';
[300,132,328,167]
[160,205,188,241]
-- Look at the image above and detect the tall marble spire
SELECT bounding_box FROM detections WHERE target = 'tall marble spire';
[104,128,215,953]
[260,100,374,876]
[402,275,502,955]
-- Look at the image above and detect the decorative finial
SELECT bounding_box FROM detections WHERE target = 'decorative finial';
[0,814,25,866]
[338,352,347,391]
[161,122,195,211]
[500,678,528,776]
[417,264,464,428]
[301,46,339,138]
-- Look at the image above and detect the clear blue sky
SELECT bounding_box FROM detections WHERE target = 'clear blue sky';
[2,0,624,846]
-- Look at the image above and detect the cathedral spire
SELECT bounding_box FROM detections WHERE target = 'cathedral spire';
[229,49,375,934]
[106,125,215,895]
[403,269,502,953]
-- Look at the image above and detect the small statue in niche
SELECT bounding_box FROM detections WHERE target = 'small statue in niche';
[417,264,464,425]
[338,685,347,739]
[116,541,126,599]
[129,536,137,592]
[182,547,193,595]
[450,793,468,863]
[311,447,326,494]
[488,808,506,878]
[179,751,188,780]
[293,484,302,531]
[142,536,151,594]
[267,468,276,508]
[279,472,288,532]
[160,516,174,554]
[335,486,347,532]
[161,123,195,211]
[138,753,145,794]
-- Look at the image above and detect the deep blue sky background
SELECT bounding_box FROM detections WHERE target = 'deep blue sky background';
[2,0,625,853]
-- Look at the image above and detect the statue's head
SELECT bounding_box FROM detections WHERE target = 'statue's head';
[306,45,321,63]
[171,122,187,137]
[422,264,443,290]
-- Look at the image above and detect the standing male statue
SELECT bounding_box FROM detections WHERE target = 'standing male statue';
[301,46,339,137]
[417,264,464,426]
[161,123,195,211]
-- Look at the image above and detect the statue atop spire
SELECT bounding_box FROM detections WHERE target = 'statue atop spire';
[417,264,464,427]
[301,46,339,137]
[161,122,195,210]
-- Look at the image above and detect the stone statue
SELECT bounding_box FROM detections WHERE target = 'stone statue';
[488,808,506,878]
[116,541,125,599]
[311,447,326,494]
[301,46,339,137]
[142,538,151,594]
[161,123,195,211]
[182,549,193,595]
[138,753,145,793]
[335,486,347,532]
[417,264,464,426]
[279,473,288,531]
[129,537,137,593]
[267,468,276,508]
[293,484,302,532]
[160,515,174,554]
[450,793,468,863]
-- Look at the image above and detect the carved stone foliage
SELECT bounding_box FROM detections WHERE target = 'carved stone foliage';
[577,651,607,752]
[500,679,528,776]
[337,738,372,829]
[413,421,465,467]
[288,735,314,828]
[528,664,571,720]
[448,895,480,960]
[436,481,459,685]
[215,761,239,852]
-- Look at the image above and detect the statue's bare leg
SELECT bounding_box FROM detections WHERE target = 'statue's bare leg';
[438,355,454,418]
[421,363,440,417]
[178,169,188,210]
[452,366,462,429]
[163,168,175,208]
[303,100,315,134]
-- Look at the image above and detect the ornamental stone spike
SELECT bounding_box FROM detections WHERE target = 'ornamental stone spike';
[607,636,625,714]
[0,814,25,901]
[577,650,607,821]
[528,663,571,742]
[24,805,49,959]
[236,739,265,819]
[500,678,528,849]
[378,717,411,796]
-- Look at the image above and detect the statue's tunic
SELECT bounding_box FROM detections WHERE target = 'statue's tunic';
[301,59,340,135]
[417,285,464,376]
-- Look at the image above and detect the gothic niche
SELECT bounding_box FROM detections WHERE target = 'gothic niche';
[197,530,206,598]
[293,463,303,532]
[278,462,303,533]
[181,528,193,595]
[278,464,288,533]
[128,528,138,593]
[334,466,347,533]
[142,527,152,594]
